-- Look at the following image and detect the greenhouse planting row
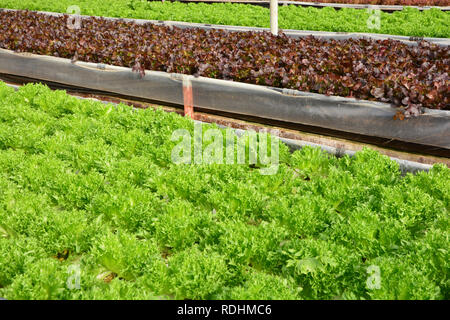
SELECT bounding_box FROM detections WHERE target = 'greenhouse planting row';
[0,10,448,114]
[178,0,450,5]
[0,0,449,37]
[0,83,448,300]
[0,0,448,305]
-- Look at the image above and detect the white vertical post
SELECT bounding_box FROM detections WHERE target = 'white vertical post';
[270,0,278,36]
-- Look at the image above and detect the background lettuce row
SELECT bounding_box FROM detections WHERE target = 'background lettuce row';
[0,0,448,37]
[0,82,448,300]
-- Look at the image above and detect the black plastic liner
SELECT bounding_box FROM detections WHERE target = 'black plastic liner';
[0,48,448,151]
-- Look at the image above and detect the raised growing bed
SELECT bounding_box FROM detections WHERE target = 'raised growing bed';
[0,10,449,152]
[135,17,450,45]
[2,49,448,151]
[0,81,448,300]
[174,0,450,11]
[3,8,448,46]
[280,0,450,4]
[4,78,445,172]
[1,1,449,38]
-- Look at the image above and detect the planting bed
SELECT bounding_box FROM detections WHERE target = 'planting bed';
[0,0,449,302]
[175,0,450,6]
[292,0,450,4]
[0,81,449,300]
[1,10,449,152]
[0,0,449,37]
[0,10,448,112]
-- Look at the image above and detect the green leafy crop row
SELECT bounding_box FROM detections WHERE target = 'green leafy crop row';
[0,81,448,300]
[0,0,449,37]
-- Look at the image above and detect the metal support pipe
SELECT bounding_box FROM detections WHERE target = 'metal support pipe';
[270,0,278,36]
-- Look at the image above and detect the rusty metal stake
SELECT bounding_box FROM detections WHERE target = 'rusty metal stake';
[183,75,194,119]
